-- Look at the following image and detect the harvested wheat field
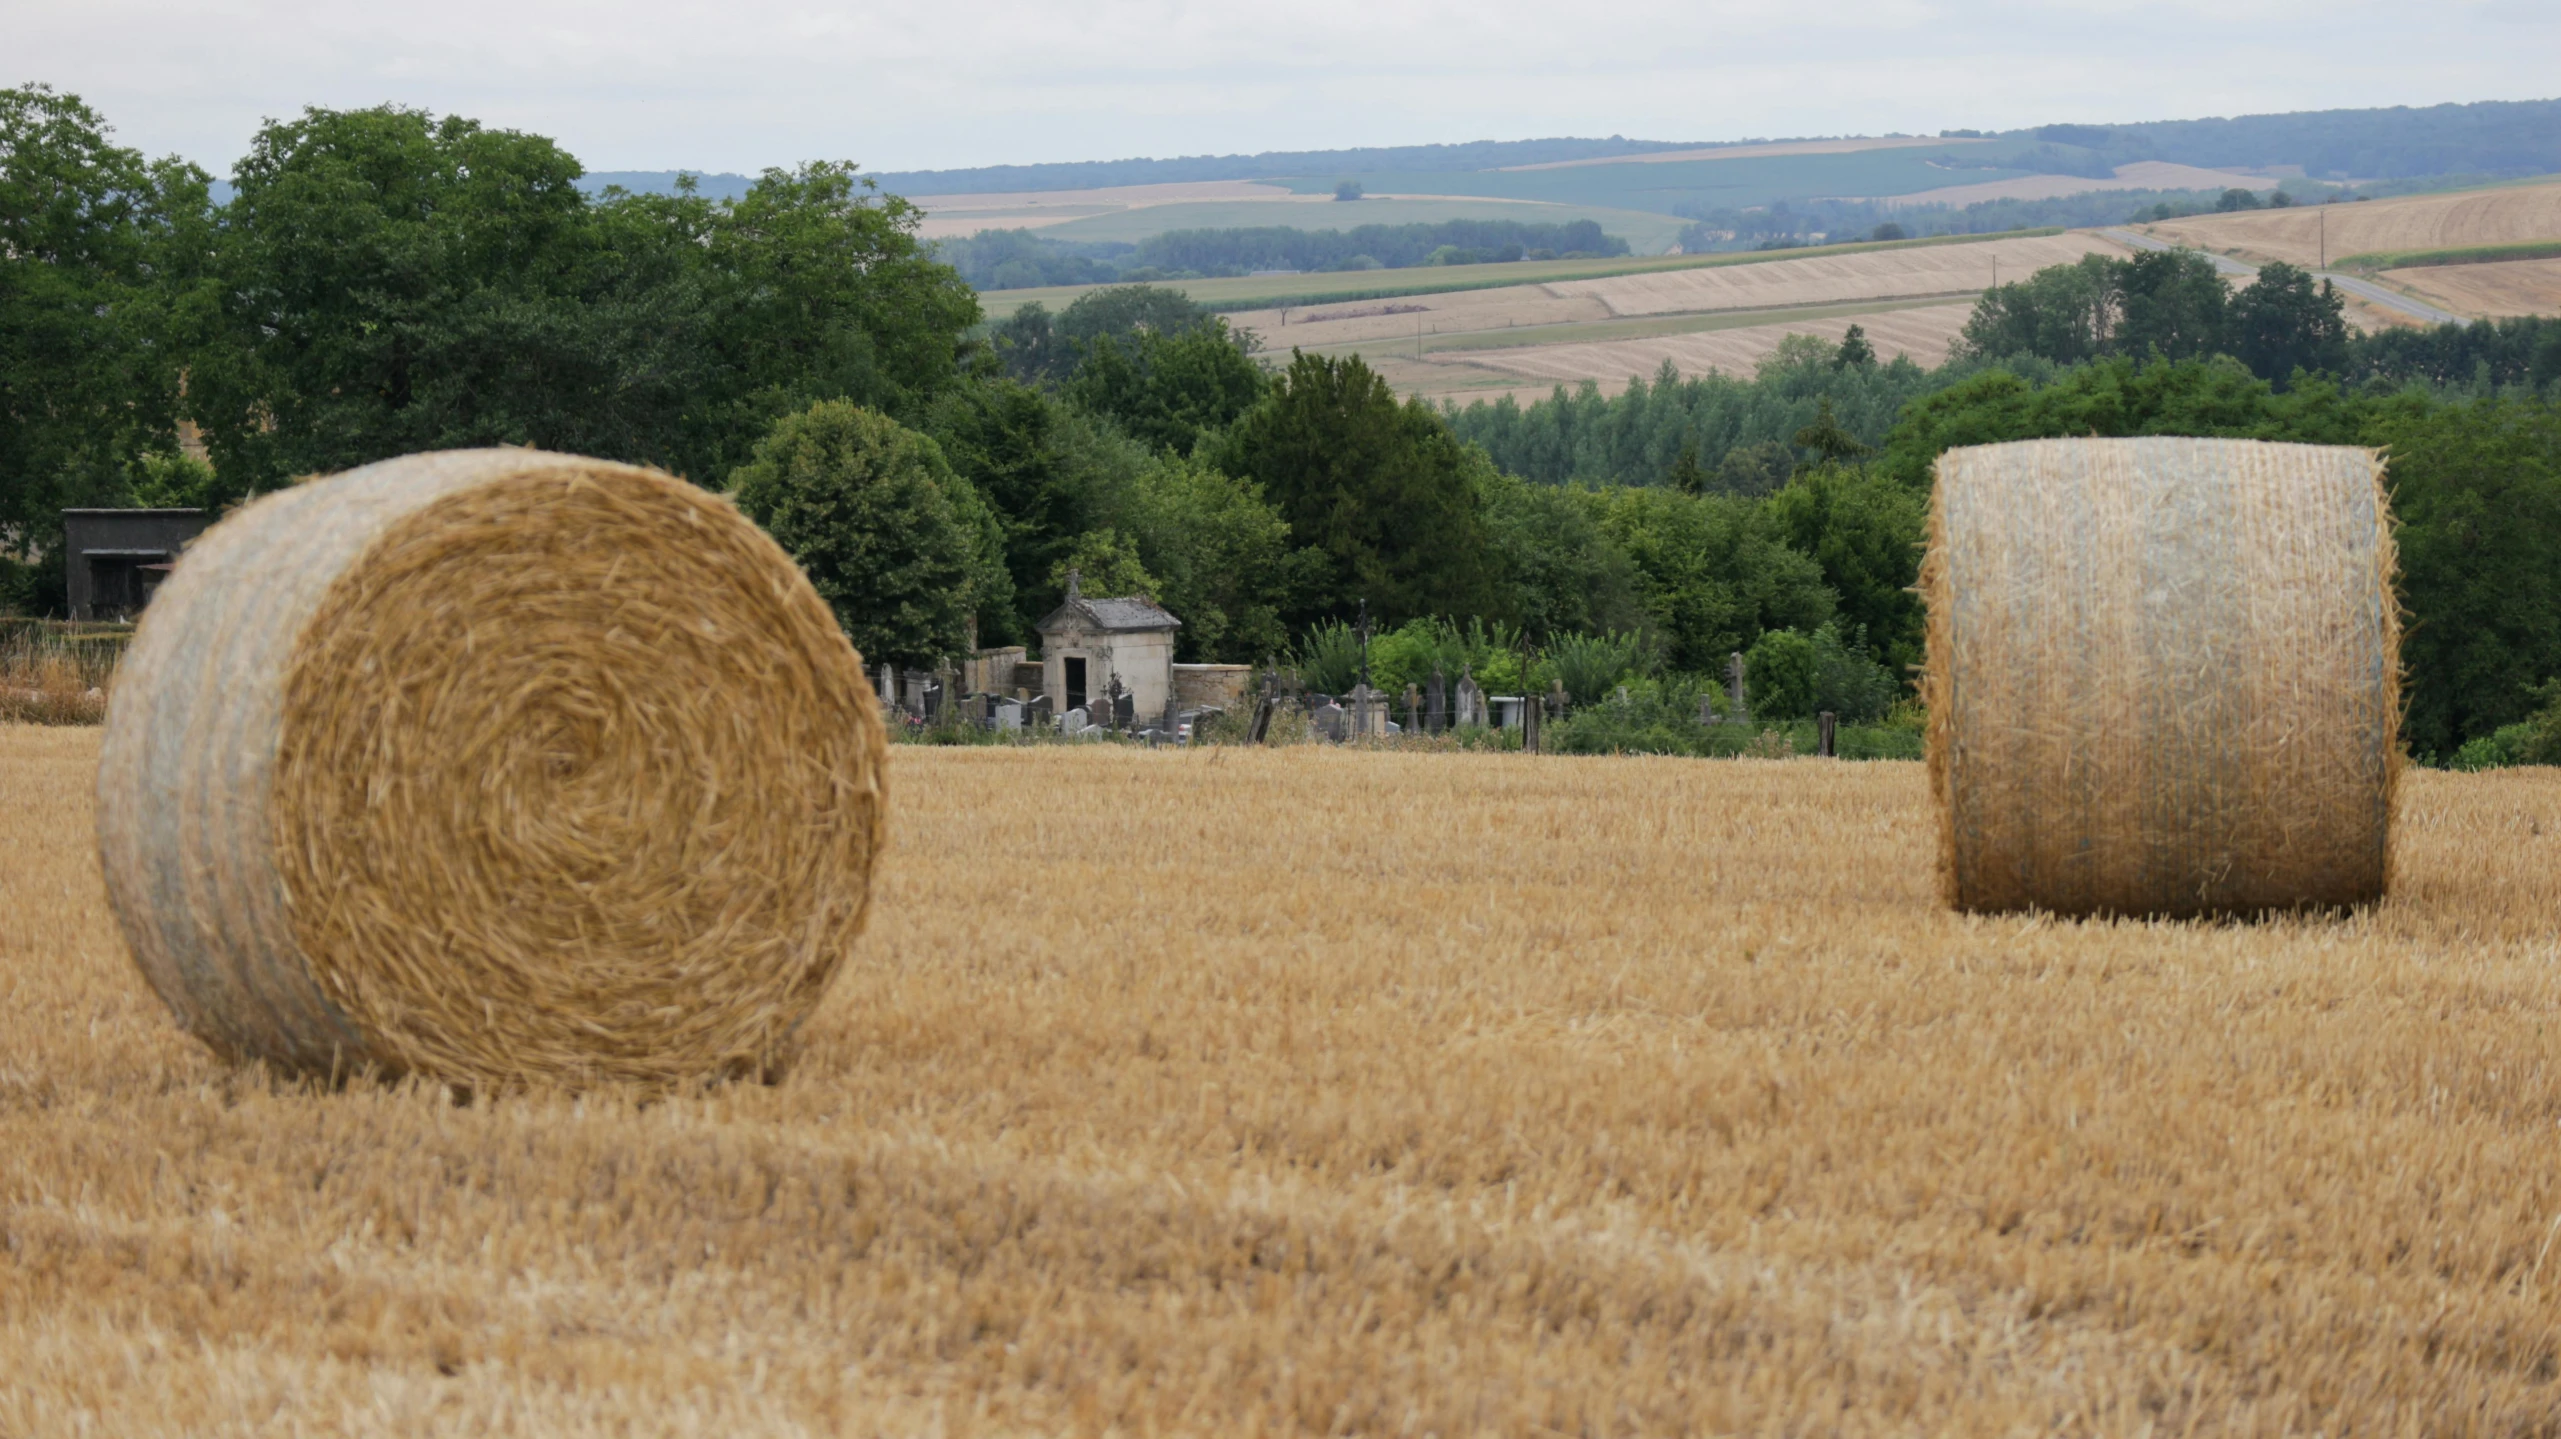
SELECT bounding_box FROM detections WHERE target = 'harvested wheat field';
[2140,181,2561,269]
[2379,256,2561,320]
[1407,301,1977,396]
[1544,231,2126,318]
[9,724,2561,1435]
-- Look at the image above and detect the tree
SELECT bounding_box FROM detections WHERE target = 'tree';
[2373,395,2561,755]
[1062,318,1268,455]
[1956,254,2115,365]
[924,376,1142,639]
[193,108,981,492]
[2112,248,2229,362]
[2227,261,2349,385]
[190,106,645,487]
[696,162,980,442]
[1833,324,1876,369]
[1081,454,1311,661]
[1051,529,1158,601]
[1473,464,1646,642]
[1790,396,1872,469]
[727,401,1001,668]
[1743,628,1818,719]
[1211,351,1504,626]
[1585,485,1833,672]
[1876,357,2371,488]
[1763,463,1928,672]
[0,85,212,609]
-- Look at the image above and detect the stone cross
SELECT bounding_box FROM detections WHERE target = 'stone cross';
[1727,651,1749,725]
[1427,663,1447,734]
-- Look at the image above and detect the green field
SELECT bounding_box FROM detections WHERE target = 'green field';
[1030,197,1691,254]
[970,227,2062,319]
[2339,239,2561,271]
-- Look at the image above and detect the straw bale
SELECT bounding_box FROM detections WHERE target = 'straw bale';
[1922,437,2398,917]
[95,449,887,1087]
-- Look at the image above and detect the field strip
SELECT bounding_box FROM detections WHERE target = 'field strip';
[970,227,2069,320]
[2375,257,2561,320]
[1395,302,1977,397]
[1873,160,2278,209]
[1499,135,1989,171]
[2134,179,2561,272]
[1291,297,1974,363]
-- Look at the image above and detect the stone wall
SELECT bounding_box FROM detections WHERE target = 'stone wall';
[1172,664,1253,713]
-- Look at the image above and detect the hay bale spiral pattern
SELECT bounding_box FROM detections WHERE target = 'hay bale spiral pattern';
[1922,437,2399,918]
[97,450,887,1087]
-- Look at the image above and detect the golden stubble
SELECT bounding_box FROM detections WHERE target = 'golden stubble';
[8,729,2561,1435]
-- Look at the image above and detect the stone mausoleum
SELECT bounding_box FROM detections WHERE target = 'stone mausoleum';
[1035,573,1180,720]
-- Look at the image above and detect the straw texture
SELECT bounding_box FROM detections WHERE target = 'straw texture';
[1923,437,2399,918]
[96,449,887,1087]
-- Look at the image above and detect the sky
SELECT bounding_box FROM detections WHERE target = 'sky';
[9,0,2559,177]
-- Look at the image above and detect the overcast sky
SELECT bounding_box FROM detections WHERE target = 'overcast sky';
[10,0,2557,177]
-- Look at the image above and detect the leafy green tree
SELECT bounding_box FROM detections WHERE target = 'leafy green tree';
[2372,396,2561,754]
[1585,485,1833,672]
[1212,351,1504,626]
[1063,318,1269,455]
[1082,453,1311,661]
[924,376,1147,639]
[694,161,982,465]
[2111,248,2230,362]
[1833,324,1877,369]
[1763,463,1928,672]
[193,108,979,491]
[1472,464,1645,640]
[0,85,213,605]
[1877,357,2371,487]
[1956,254,2116,365]
[727,401,1003,668]
[1056,285,1216,353]
[1744,628,1818,719]
[1790,396,1872,469]
[190,106,639,486]
[2227,261,2349,386]
[1051,529,1159,601]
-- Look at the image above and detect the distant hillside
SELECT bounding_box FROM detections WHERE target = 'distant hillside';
[2079,98,2561,181]
[571,98,2561,221]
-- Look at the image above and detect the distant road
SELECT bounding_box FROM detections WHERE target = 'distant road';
[2102,228,2466,325]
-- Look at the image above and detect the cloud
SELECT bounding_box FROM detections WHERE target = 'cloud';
[7,0,2557,174]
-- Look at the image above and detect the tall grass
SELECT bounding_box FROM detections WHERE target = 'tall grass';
[0,621,123,725]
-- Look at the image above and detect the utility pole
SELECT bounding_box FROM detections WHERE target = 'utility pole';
[2319,207,2327,269]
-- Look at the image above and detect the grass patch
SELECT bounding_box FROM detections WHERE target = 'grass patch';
[2336,240,2561,272]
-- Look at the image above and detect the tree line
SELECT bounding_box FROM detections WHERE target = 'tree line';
[940,218,1629,290]
[5,84,2558,761]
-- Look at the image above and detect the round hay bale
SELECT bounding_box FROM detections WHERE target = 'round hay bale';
[97,449,887,1087]
[1922,437,2398,918]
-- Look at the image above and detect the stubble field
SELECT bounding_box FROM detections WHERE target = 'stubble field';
[8,725,2561,1434]
[2139,181,2561,271]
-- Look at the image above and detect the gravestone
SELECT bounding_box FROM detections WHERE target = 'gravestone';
[1727,651,1749,726]
[1454,665,1484,727]
[1404,683,1421,736]
[1427,664,1448,734]
[1061,706,1090,735]
[995,698,1025,733]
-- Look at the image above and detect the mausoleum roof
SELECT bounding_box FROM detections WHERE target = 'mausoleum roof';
[1036,595,1181,634]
